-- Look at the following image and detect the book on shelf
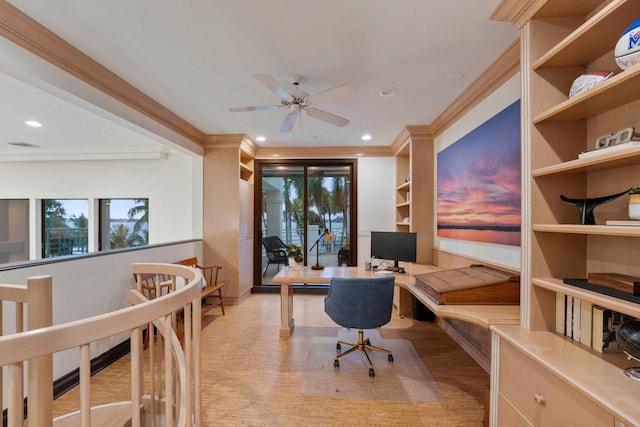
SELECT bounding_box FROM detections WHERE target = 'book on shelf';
[565,295,574,340]
[605,219,640,226]
[579,300,593,348]
[555,293,566,335]
[591,305,611,353]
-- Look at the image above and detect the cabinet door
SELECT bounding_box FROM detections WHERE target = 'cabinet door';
[499,341,613,426]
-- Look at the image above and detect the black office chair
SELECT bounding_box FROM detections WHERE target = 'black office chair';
[324,275,395,377]
[262,235,288,276]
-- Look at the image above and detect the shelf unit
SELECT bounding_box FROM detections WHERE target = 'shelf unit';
[203,135,256,304]
[240,149,254,182]
[395,145,411,228]
[390,126,434,264]
[491,0,640,425]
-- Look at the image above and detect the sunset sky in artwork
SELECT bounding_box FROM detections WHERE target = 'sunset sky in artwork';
[437,100,521,228]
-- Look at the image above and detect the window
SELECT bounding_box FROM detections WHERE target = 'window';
[99,199,148,251]
[0,199,29,263]
[42,199,89,257]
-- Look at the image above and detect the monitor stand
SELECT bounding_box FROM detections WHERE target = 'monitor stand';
[385,260,401,272]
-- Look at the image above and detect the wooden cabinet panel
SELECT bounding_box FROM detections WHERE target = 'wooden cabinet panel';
[497,392,532,427]
[499,341,613,427]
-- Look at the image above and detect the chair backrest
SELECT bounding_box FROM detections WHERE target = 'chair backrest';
[324,276,395,330]
[262,235,286,251]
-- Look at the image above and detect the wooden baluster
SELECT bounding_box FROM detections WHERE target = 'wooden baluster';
[130,327,142,427]
[7,362,23,427]
[80,344,91,427]
[26,275,53,427]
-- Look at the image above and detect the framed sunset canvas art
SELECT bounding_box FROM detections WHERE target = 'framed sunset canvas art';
[437,100,521,246]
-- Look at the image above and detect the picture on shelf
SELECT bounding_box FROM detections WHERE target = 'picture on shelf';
[437,100,521,246]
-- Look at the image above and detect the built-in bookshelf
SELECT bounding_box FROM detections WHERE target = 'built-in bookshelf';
[491,0,640,425]
[390,126,434,265]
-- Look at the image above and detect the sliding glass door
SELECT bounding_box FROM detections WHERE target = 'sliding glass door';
[256,160,356,286]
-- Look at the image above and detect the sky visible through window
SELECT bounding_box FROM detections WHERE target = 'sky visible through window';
[61,199,141,219]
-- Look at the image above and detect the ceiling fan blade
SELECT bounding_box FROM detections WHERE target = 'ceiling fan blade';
[253,73,291,99]
[305,84,355,106]
[280,110,299,133]
[305,107,349,127]
[229,105,280,112]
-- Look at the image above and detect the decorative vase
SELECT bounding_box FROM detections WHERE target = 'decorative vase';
[288,257,298,268]
[629,194,640,220]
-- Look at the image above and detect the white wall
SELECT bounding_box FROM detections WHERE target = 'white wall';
[0,154,203,257]
[356,156,396,266]
[434,74,521,269]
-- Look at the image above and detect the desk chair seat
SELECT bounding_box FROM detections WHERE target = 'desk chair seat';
[324,276,395,377]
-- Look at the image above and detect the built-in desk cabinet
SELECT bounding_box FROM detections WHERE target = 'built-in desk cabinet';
[490,0,640,425]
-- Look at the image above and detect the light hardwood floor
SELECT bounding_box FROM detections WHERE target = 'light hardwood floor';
[51,293,489,426]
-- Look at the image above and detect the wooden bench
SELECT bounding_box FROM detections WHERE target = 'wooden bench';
[175,257,225,316]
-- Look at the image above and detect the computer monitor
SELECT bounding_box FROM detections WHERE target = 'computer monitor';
[370,231,417,270]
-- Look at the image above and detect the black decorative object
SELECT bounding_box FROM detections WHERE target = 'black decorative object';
[560,188,630,224]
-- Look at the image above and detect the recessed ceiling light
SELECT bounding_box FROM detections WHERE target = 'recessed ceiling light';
[379,87,397,97]
[25,120,42,128]
[256,135,266,142]
[361,134,372,141]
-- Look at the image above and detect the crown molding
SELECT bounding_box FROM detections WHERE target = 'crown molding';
[0,1,205,145]
[0,147,169,162]
[255,145,393,159]
[429,38,520,137]
[390,125,433,155]
[490,0,547,29]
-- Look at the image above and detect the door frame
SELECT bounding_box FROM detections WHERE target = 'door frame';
[253,158,358,287]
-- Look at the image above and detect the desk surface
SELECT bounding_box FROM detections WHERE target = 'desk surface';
[273,265,520,329]
[272,264,438,284]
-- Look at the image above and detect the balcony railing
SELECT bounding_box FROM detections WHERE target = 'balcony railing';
[0,262,203,426]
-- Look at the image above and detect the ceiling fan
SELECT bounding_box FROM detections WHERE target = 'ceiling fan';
[229,73,355,133]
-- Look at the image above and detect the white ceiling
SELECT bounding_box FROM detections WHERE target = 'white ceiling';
[1,0,517,157]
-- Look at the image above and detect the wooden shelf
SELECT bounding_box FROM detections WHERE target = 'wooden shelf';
[396,201,410,208]
[532,66,640,123]
[396,221,411,227]
[532,146,640,177]
[532,0,640,69]
[532,224,640,237]
[240,162,253,181]
[396,181,410,191]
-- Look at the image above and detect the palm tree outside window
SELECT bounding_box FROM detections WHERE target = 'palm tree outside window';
[99,198,148,250]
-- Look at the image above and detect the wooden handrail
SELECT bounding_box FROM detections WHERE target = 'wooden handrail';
[0,263,203,427]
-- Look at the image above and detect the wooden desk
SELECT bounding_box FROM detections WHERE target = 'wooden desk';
[272,264,520,336]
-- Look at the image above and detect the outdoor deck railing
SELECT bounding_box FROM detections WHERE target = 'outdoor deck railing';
[0,262,203,427]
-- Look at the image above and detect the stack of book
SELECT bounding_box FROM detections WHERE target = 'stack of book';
[555,294,636,353]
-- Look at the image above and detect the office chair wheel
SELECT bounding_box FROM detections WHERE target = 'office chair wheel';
[388,354,394,362]
[369,368,375,377]
[334,359,340,368]
[336,343,341,351]
[364,338,371,345]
